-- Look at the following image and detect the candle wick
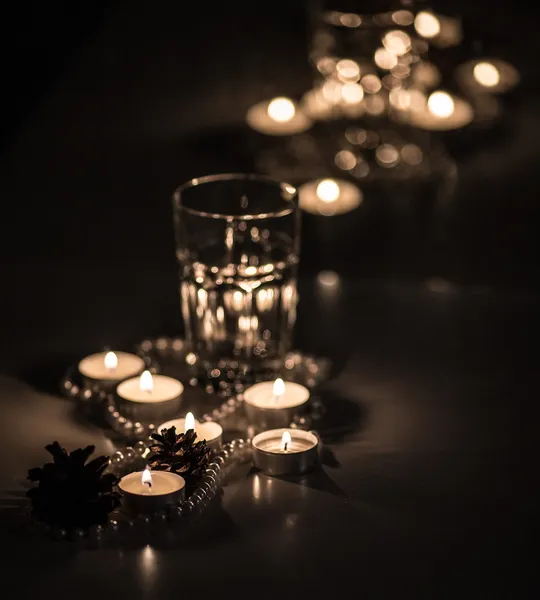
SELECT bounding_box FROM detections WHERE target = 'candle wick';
[283,441,288,452]
[144,480,152,491]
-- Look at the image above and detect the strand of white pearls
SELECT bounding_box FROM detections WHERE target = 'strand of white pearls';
[61,337,329,442]
[35,438,252,542]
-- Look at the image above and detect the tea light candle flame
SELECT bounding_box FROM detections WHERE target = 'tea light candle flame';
[185,411,195,431]
[267,97,296,123]
[281,431,292,452]
[473,62,500,87]
[272,378,285,403]
[428,91,455,118]
[104,351,118,372]
[316,179,340,203]
[142,467,152,490]
[139,370,154,394]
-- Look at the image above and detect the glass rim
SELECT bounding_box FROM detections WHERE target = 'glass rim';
[173,173,298,221]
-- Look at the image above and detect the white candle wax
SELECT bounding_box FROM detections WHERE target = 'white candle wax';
[116,372,184,423]
[157,417,223,451]
[298,178,363,216]
[244,379,310,429]
[117,374,183,403]
[119,470,185,515]
[78,351,144,383]
[246,97,312,136]
[244,380,309,410]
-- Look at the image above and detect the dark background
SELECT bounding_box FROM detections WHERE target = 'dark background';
[0,2,537,594]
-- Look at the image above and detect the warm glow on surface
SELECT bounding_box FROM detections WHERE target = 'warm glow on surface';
[392,10,414,26]
[401,144,423,165]
[139,370,153,393]
[409,89,427,111]
[415,12,440,38]
[341,82,364,104]
[273,378,285,399]
[316,56,336,75]
[383,30,411,56]
[340,13,362,27]
[335,150,357,170]
[428,91,455,118]
[281,431,292,451]
[389,88,411,110]
[316,179,340,203]
[376,144,400,167]
[104,351,118,370]
[321,79,343,103]
[361,74,382,93]
[374,48,398,70]
[142,467,152,488]
[317,270,340,287]
[364,94,385,115]
[185,411,195,431]
[267,97,296,123]
[336,59,360,81]
[473,62,500,87]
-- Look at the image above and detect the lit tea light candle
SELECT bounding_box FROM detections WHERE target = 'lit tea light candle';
[407,90,473,130]
[246,96,312,135]
[244,378,309,428]
[456,59,519,94]
[116,370,184,424]
[298,178,363,216]
[252,428,320,476]
[78,350,145,391]
[158,411,223,451]
[119,467,185,515]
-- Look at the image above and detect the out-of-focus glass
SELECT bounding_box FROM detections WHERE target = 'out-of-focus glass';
[173,174,300,386]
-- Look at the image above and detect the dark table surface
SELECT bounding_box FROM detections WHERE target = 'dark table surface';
[0,0,537,595]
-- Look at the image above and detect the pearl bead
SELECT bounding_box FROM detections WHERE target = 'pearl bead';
[134,441,147,455]
[111,451,124,465]
[124,447,136,461]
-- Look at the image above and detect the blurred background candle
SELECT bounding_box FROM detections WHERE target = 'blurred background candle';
[407,90,474,130]
[158,411,223,450]
[243,378,309,428]
[298,178,363,216]
[246,96,312,135]
[78,350,145,391]
[116,370,183,424]
[456,59,519,94]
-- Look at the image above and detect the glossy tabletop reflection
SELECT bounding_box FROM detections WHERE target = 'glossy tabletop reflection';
[0,277,535,594]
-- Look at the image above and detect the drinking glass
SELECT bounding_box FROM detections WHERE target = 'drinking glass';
[173,174,300,387]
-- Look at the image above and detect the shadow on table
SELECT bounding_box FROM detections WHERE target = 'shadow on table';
[17,357,74,397]
[316,389,367,444]
[265,468,348,499]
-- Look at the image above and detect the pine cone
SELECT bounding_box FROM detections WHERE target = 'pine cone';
[148,426,211,488]
[27,442,121,530]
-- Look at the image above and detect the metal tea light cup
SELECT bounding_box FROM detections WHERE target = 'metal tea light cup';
[251,428,320,476]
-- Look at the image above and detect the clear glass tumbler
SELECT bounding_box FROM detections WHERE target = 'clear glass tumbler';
[173,174,300,387]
